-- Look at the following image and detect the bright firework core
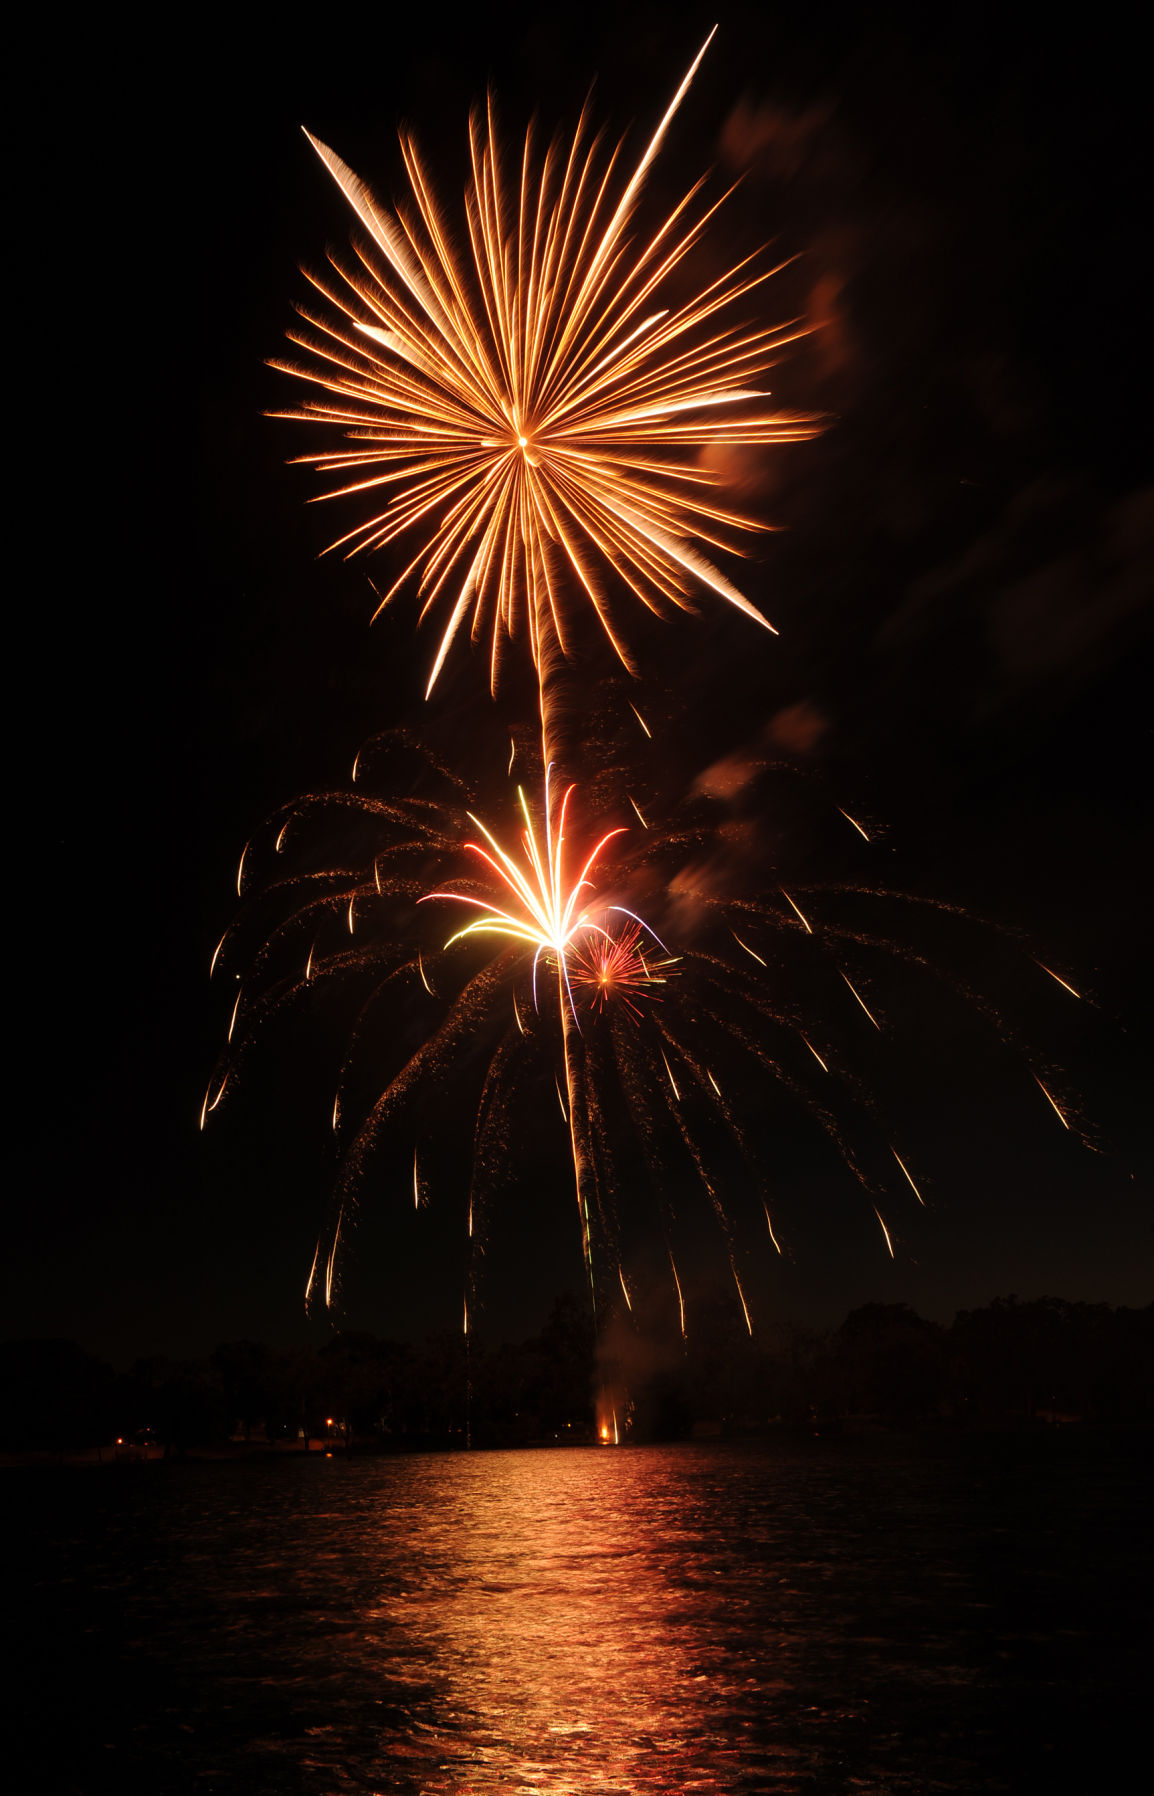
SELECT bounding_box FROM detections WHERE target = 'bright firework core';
[423,771,667,1023]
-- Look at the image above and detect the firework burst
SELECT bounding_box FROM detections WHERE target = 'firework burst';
[569,914,677,1020]
[204,725,1089,1341]
[275,30,816,713]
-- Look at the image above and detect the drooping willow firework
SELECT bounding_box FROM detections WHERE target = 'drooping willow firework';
[275,28,816,745]
[203,730,1085,1333]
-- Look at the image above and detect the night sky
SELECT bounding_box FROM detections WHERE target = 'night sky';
[19,3,1150,1366]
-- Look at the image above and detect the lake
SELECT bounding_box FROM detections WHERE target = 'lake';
[10,1432,1149,1792]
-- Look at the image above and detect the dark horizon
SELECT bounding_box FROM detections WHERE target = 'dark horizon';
[7,1290,1152,1463]
[10,1283,1154,1384]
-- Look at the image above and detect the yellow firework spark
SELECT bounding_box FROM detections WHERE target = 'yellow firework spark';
[275,31,815,696]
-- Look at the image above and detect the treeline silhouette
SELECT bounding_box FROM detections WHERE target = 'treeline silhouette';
[3,1294,1151,1455]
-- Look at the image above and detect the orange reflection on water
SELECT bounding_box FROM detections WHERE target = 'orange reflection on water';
[367,1447,765,1790]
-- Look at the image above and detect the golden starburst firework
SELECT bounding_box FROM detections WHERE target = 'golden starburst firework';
[275,30,816,698]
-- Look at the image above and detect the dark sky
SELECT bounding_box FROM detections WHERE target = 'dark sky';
[16,3,1150,1366]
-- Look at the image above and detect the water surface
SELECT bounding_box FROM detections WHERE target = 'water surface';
[13,1433,1149,1792]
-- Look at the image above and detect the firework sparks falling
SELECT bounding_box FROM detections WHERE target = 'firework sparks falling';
[837,807,870,842]
[1035,1076,1071,1129]
[275,34,816,705]
[780,888,813,934]
[840,972,880,1029]
[669,1251,687,1338]
[873,1207,895,1259]
[1035,961,1082,1000]
[204,704,1094,1352]
[891,1148,925,1206]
